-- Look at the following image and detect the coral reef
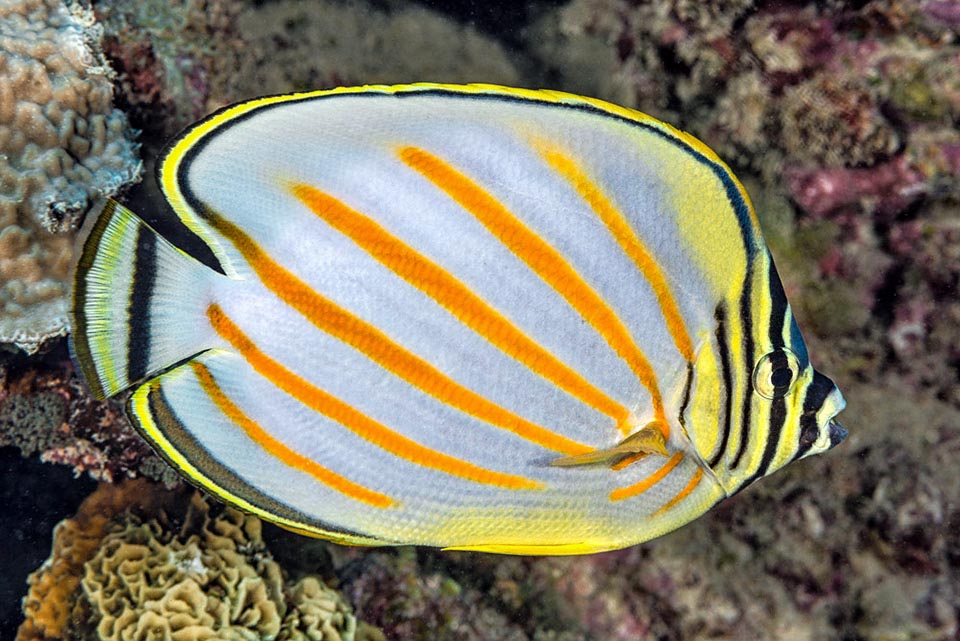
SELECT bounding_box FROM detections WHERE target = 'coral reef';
[528,0,959,180]
[16,479,182,641]
[18,482,367,641]
[6,1,959,640]
[337,548,540,641]
[231,0,521,99]
[281,577,359,641]
[0,348,173,483]
[0,0,140,352]
[93,0,246,139]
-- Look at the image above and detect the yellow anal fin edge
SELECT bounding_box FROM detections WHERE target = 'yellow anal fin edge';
[443,540,618,556]
[550,423,668,468]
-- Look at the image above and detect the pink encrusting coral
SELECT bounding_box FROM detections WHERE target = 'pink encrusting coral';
[784,156,927,220]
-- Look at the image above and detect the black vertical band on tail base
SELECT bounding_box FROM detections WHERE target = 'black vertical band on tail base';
[127,227,158,385]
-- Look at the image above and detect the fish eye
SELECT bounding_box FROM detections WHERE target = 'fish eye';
[752,348,801,400]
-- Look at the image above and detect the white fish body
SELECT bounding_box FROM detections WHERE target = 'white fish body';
[71,84,846,554]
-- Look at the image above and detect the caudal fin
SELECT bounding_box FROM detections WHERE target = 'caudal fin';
[71,199,220,399]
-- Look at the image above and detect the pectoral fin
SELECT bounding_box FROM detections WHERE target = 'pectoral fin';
[550,424,669,468]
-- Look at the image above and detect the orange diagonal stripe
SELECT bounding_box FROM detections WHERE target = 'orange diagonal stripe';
[207,304,542,490]
[204,210,586,456]
[609,452,684,502]
[190,360,394,508]
[398,146,666,437]
[289,181,625,436]
[654,467,704,515]
[537,144,695,363]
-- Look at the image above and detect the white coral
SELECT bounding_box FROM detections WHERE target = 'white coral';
[0,0,140,352]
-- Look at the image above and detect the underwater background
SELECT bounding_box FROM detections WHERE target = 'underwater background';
[1,0,958,639]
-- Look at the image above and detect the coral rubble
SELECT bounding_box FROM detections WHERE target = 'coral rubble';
[0,0,140,352]
[0,350,172,483]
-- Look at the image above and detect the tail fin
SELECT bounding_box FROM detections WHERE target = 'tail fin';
[71,199,220,399]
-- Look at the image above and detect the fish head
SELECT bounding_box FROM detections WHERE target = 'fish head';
[689,291,848,493]
[728,337,847,491]
[780,365,847,460]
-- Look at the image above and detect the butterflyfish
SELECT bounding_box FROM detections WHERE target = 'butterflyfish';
[71,83,847,555]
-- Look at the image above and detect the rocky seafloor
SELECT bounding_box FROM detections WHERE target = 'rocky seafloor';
[2,0,958,639]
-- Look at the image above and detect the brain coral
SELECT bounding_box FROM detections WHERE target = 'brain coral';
[0,0,140,352]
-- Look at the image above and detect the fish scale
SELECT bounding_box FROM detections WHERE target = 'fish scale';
[70,83,846,555]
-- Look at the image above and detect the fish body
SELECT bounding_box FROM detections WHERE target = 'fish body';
[71,84,846,554]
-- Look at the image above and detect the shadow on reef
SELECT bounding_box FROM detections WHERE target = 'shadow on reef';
[0,447,96,640]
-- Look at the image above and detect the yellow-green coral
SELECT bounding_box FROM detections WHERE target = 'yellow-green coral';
[279,578,357,641]
[75,492,358,641]
[17,479,182,641]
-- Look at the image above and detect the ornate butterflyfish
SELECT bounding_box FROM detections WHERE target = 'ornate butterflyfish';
[71,83,847,555]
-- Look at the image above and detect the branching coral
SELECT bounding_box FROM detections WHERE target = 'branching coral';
[0,0,141,351]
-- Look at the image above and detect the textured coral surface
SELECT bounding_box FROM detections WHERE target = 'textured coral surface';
[3,0,958,639]
[0,0,140,351]
[17,482,367,641]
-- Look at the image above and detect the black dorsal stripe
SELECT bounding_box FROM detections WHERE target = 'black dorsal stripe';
[709,304,733,468]
[127,227,157,384]
[766,255,789,349]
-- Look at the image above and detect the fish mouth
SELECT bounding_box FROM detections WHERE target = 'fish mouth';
[827,418,847,448]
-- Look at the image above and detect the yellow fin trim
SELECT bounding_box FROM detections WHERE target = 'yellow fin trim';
[128,374,386,546]
[160,83,758,297]
[443,540,620,556]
